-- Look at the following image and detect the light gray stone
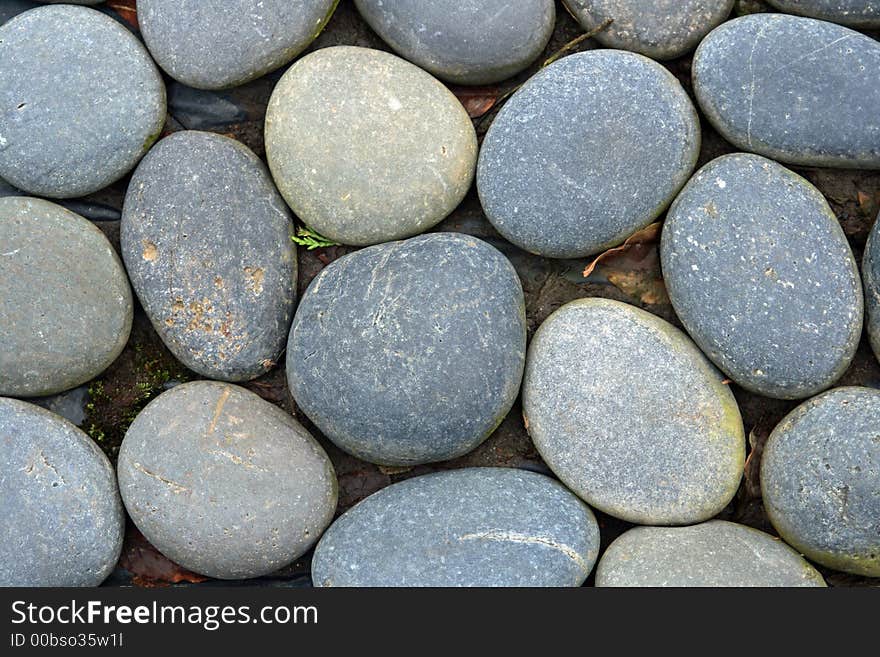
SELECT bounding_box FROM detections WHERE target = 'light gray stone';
[767,0,880,27]
[863,211,880,363]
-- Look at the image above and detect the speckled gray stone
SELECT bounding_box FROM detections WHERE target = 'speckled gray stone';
[596,521,827,587]
[0,398,124,586]
[287,233,526,466]
[661,154,862,400]
[117,381,337,580]
[265,46,478,246]
[0,197,132,397]
[137,0,338,90]
[354,0,555,85]
[862,212,880,362]
[767,0,880,27]
[523,298,744,525]
[121,131,296,382]
[0,5,166,198]
[761,387,880,577]
[312,467,600,587]
[694,14,880,169]
[477,50,700,259]
[562,0,734,60]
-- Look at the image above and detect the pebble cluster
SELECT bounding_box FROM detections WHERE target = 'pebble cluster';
[1,2,878,588]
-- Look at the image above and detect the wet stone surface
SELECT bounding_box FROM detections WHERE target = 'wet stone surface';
[694,14,880,169]
[0,5,166,198]
[0,398,124,586]
[767,0,880,27]
[287,233,526,467]
[523,298,745,525]
[661,153,863,399]
[117,381,338,580]
[596,520,826,586]
[761,387,880,577]
[477,49,700,259]
[121,130,297,382]
[312,467,600,587]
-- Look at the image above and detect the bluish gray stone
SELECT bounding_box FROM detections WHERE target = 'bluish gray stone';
[523,298,744,525]
[0,5,167,198]
[767,0,880,27]
[0,197,133,397]
[354,0,555,85]
[0,398,124,586]
[862,211,880,362]
[117,381,338,580]
[477,50,700,259]
[121,131,297,382]
[661,154,862,400]
[562,0,734,60]
[30,386,90,427]
[312,467,600,587]
[694,14,880,169]
[761,387,880,577]
[137,0,338,89]
[266,46,478,246]
[596,521,826,587]
[287,233,526,467]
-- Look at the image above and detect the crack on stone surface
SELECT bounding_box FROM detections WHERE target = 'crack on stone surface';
[458,529,589,574]
[132,462,190,494]
[206,388,231,436]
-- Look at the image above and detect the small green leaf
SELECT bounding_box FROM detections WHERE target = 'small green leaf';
[290,226,341,250]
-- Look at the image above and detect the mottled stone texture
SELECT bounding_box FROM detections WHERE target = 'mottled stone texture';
[312,468,600,587]
[287,233,526,466]
[523,298,744,525]
[118,381,338,580]
[354,0,555,85]
[0,5,166,198]
[0,197,132,397]
[477,49,699,259]
[864,211,880,363]
[563,0,734,59]
[767,0,880,27]
[137,0,338,89]
[661,154,862,400]
[694,14,880,169]
[121,131,297,381]
[265,46,477,246]
[0,398,124,586]
[761,387,880,577]
[596,521,826,586]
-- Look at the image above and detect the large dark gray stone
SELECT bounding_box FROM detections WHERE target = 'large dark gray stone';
[312,467,600,587]
[767,0,880,27]
[0,398,124,586]
[265,46,477,246]
[477,50,700,259]
[0,5,166,198]
[117,381,338,580]
[137,0,338,89]
[562,0,734,60]
[662,154,862,400]
[121,131,297,382]
[596,521,826,587]
[354,0,555,85]
[694,14,880,169]
[287,233,526,466]
[0,197,132,397]
[863,211,880,363]
[523,298,744,525]
[761,387,880,577]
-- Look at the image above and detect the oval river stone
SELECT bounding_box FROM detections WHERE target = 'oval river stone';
[523,298,744,525]
[477,49,699,259]
[354,0,555,85]
[694,14,880,169]
[0,398,124,586]
[761,387,880,577]
[596,521,826,587]
[118,381,337,580]
[863,211,880,361]
[661,153,862,400]
[121,131,297,382]
[287,233,526,467]
[265,46,478,246]
[767,0,880,27]
[137,0,337,89]
[312,468,601,587]
[0,197,132,397]
[562,0,734,60]
[0,5,166,198]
